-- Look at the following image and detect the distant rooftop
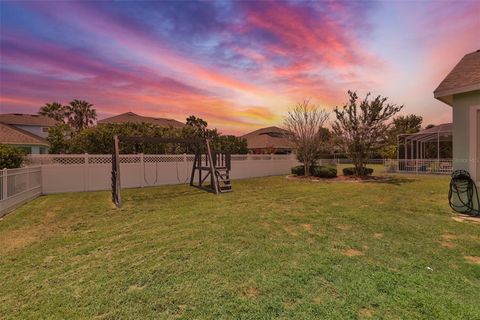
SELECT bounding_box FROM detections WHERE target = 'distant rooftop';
[0,113,57,127]
[0,122,49,146]
[98,112,185,128]
[242,126,292,149]
[434,49,480,105]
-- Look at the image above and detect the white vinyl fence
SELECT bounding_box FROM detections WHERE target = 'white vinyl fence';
[26,154,301,194]
[0,167,42,217]
[384,159,453,174]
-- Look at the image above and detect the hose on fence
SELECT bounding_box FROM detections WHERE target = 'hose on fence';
[448,170,480,216]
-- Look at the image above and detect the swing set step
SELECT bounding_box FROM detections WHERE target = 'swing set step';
[219,185,232,193]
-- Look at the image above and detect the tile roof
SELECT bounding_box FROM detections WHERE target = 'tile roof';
[98,112,185,128]
[0,113,57,126]
[241,126,292,149]
[434,50,480,105]
[0,122,49,146]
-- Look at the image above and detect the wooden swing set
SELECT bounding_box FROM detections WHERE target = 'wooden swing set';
[111,135,232,208]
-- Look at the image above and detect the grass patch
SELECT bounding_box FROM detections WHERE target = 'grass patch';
[0,174,479,319]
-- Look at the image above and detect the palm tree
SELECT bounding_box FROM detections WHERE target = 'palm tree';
[38,102,66,123]
[66,99,97,134]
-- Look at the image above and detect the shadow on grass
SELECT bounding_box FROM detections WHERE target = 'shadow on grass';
[362,176,417,186]
[123,186,207,203]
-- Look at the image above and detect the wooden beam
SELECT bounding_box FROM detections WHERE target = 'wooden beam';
[112,135,122,208]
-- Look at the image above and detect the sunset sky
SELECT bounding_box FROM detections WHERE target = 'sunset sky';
[1,1,479,135]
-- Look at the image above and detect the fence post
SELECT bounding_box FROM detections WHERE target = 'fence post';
[183,153,187,181]
[2,168,7,200]
[26,166,30,191]
[140,153,144,188]
[84,153,89,191]
[39,166,43,195]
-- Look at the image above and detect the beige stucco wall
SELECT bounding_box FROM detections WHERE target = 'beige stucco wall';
[452,90,480,178]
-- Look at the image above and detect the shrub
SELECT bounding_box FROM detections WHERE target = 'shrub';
[312,166,337,178]
[291,165,337,178]
[291,165,306,176]
[343,167,374,176]
[0,144,25,169]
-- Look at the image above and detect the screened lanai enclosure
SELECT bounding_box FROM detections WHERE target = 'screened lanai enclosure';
[396,123,453,174]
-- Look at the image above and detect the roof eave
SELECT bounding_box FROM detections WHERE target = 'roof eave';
[434,83,480,106]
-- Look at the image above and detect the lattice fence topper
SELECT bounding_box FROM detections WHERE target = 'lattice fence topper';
[119,156,141,164]
[144,155,186,163]
[87,156,112,164]
[27,154,298,166]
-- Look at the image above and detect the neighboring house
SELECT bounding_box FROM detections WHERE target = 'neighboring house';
[0,122,49,154]
[0,113,56,154]
[434,49,480,183]
[0,113,56,139]
[98,112,185,128]
[242,126,293,154]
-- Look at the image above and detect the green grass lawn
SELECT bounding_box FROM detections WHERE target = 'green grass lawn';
[1,174,479,319]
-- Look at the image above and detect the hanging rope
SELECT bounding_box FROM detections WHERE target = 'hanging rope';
[448,170,480,216]
[143,157,159,186]
[175,156,190,184]
[143,143,160,186]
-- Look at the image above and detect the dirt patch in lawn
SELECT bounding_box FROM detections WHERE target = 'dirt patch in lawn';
[452,214,480,225]
[336,224,352,231]
[342,248,364,257]
[0,215,62,254]
[358,307,374,318]
[440,242,456,249]
[464,256,480,265]
[373,232,383,239]
[242,286,260,299]
[301,224,313,232]
[442,233,458,241]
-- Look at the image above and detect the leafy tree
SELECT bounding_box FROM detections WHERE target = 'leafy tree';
[66,99,97,135]
[381,114,423,158]
[47,124,72,154]
[70,123,174,154]
[333,91,402,176]
[186,115,208,130]
[0,144,25,168]
[284,99,329,176]
[55,122,249,155]
[213,135,248,154]
[38,102,67,123]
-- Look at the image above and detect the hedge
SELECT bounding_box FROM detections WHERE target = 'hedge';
[342,167,374,176]
[291,165,337,178]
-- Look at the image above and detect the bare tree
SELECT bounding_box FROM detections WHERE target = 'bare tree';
[284,99,329,176]
[332,91,403,176]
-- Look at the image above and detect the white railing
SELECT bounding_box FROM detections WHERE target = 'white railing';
[384,159,453,174]
[337,158,385,165]
[0,166,42,216]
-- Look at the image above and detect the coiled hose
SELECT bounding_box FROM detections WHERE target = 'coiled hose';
[448,170,480,216]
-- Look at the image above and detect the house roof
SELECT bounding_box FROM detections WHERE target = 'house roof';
[434,50,480,105]
[98,112,185,128]
[0,122,49,146]
[0,113,57,127]
[241,126,292,149]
